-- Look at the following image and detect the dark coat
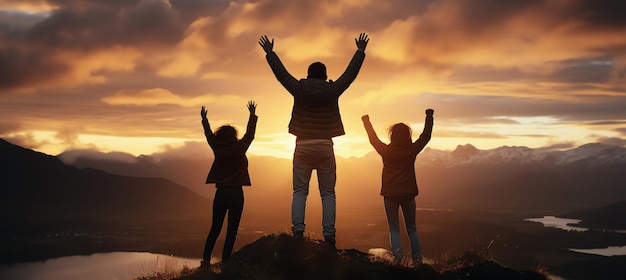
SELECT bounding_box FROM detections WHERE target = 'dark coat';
[202,114,258,187]
[265,50,365,139]
[363,115,433,197]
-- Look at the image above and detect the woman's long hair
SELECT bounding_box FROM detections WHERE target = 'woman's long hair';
[215,125,238,143]
[388,123,412,147]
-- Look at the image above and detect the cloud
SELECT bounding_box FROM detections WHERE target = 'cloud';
[102,88,244,106]
[58,148,138,164]
[0,121,21,134]
[2,133,47,150]
[54,126,81,146]
[2,0,626,156]
[150,140,212,160]
[0,0,186,91]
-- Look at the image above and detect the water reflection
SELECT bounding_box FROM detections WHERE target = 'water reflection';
[570,246,626,257]
[524,216,588,232]
[0,252,201,280]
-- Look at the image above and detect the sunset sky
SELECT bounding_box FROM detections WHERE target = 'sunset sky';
[1,0,626,159]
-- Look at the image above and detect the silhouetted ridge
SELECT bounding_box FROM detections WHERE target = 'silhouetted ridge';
[0,138,208,238]
[178,234,546,280]
[564,200,626,230]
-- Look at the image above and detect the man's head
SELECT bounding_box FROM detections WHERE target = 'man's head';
[307,62,327,80]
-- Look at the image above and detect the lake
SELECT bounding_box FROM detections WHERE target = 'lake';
[570,246,626,257]
[524,215,587,231]
[525,215,626,257]
[0,252,201,280]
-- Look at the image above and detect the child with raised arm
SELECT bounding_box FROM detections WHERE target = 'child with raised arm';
[200,101,258,267]
[361,109,434,265]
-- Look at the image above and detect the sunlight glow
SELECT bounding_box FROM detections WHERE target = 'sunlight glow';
[0,3,56,14]
[14,131,194,156]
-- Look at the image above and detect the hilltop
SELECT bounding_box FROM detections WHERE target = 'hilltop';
[138,234,547,280]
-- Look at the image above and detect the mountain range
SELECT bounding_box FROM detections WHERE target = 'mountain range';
[56,141,626,213]
[2,137,626,270]
[1,138,209,236]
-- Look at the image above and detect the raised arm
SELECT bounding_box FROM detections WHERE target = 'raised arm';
[201,106,215,145]
[259,35,299,95]
[412,109,434,153]
[241,100,259,148]
[334,33,368,94]
[355,32,370,52]
[361,114,386,154]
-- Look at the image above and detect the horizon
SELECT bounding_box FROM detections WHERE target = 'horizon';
[4,137,622,162]
[1,0,626,159]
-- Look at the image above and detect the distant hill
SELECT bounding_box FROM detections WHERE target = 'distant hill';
[59,141,626,213]
[564,200,626,230]
[0,138,209,235]
[144,233,547,280]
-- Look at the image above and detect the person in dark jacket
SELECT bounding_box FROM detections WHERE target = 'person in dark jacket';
[200,101,258,267]
[259,33,369,247]
[361,108,434,265]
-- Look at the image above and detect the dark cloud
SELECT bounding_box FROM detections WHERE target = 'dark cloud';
[0,0,188,90]
[549,57,614,83]
[27,0,185,50]
[434,0,545,33]
[0,46,69,89]
[574,0,626,29]
[412,93,626,123]
[422,0,626,38]
[47,0,141,10]
[450,56,615,84]
[400,0,546,48]
[170,0,230,24]
[616,127,626,135]
[0,10,48,34]
[327,0,436,31]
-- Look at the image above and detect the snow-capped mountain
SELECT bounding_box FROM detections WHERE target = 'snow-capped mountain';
[417,143,626,168]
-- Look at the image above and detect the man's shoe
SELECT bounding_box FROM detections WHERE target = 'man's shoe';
[199,259,210,269]
[293,230,304,239]
[324,235,336,250]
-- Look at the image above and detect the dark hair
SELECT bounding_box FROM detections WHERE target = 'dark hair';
[388,123,412,146]
[215,125,238,143]
[307,62,327,80]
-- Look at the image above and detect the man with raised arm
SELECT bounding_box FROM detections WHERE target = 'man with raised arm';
[259,33,369,248]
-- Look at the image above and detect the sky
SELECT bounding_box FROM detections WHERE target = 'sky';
[1,0,626,159]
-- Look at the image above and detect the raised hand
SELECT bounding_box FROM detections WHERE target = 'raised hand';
[355,33,369,52]
[426,109,434,116]
[361,114,370,122]
[201,106,207,119]
[247,100,257,115]
[258,35,274,54]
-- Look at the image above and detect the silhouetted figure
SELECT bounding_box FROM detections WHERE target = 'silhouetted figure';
[200,101,258,267]
[361,109,434,264]
[259,33,369,247]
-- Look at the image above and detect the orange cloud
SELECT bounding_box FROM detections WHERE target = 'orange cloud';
[102,88,245,107]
